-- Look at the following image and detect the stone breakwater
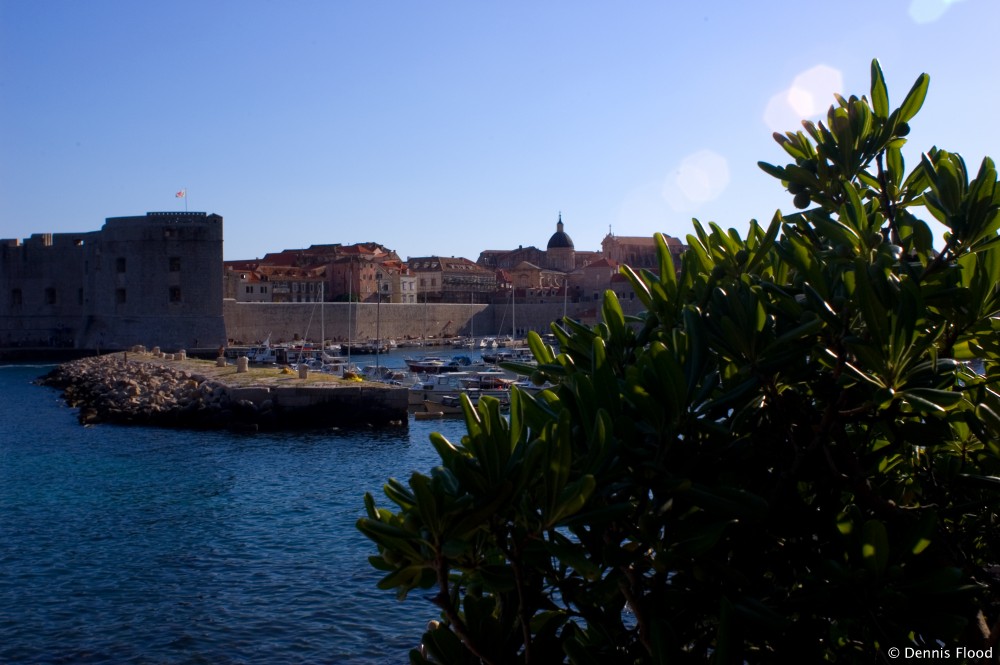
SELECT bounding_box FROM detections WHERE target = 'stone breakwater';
[37,353,409,430]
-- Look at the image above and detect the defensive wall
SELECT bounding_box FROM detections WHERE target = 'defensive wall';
[222,299,640,346]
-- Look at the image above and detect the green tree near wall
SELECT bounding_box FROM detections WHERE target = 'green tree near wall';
[358,61,1000,663]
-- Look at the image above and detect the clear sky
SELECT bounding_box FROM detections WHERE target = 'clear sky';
[1,0,996,262]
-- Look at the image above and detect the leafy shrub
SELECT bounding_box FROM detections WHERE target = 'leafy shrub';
[358,60,1000,663]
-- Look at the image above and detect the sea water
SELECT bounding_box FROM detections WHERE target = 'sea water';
[0,363,470,664]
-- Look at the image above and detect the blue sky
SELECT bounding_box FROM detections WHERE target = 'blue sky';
[1,0,996,261]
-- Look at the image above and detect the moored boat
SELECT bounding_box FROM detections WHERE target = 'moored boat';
[408,370,513,405]
[341,341,390,355]
[404,354,477,374]
[422,395,466,415]
[362,365,415,385]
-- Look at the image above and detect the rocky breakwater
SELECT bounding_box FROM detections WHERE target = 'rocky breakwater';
[37,353,408,430]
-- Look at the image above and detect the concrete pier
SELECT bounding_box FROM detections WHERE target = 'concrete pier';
[37,351,409,430]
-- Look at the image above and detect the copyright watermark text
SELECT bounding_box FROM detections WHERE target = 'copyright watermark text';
[886,646,994,659]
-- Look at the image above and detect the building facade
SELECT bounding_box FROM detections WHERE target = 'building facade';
[601,233,687,271]
[407,256,496,303]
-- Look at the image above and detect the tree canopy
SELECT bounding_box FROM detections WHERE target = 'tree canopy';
[358,60,1000,664]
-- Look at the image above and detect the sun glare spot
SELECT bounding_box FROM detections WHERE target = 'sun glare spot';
[661,150,730,212]
[909,0,965,23]
[764,65,844,133]
[787,87,816,117]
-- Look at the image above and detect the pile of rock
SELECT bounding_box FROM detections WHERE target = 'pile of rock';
[37,353,256,429]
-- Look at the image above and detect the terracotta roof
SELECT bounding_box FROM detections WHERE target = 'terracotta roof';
[583,258,618,269]
[605,234,685,247]
[225,260,260,271]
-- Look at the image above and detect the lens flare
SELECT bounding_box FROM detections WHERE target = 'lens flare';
[661,150,730,212]
[909,0,965,24]
[764,65,844,133]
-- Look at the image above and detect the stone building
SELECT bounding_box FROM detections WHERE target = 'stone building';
[477,214,601,306]
[545,214,575,272]
[576,258,620,302]
[600,232,686,272]
[477,246,547,271]
[258,265,326,303]
[228,241,403,303]
[224,260,270,302]
[0,212,225,350]
[507,261,571,304]
[407,256,496,303]
[327,254,401,303]
[477,214,599,273]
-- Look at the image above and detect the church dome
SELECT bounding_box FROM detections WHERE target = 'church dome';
[547,214,574,250]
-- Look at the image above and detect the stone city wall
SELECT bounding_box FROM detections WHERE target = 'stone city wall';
[222,300,630,345]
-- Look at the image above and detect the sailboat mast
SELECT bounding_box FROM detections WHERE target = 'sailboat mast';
[347,260,353,367]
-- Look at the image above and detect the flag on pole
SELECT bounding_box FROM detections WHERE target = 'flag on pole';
[176,189,186,198]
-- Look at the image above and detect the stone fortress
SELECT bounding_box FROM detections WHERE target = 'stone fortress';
[0,212,225,351]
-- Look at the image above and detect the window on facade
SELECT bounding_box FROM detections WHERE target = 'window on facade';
[116,289,127,304]
[420,278,426,287]
[11,289,22,305]
[431,278,437,286]
[261,286,268,294]
[169,286,182,303]
[44,288,56,305]
[116,257,127,273]
[245,286,253,294]
[169,256,181,272]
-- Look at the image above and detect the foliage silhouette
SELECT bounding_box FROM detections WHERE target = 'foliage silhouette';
[359,60,1000,663]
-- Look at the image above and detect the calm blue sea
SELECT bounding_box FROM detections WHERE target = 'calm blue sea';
[0,361,470,664]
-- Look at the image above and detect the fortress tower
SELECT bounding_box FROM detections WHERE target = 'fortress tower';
[0,212,225,350]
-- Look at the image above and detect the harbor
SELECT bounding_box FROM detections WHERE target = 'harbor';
[36,339,546,431]
[0,363,463,663]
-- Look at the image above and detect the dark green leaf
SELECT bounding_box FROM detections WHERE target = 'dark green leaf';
[870,59,889,119]
[898,73,930,123]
